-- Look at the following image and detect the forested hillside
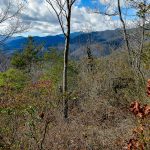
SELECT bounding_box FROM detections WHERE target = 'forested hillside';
[0,0,150,150]
[0,29,123,57]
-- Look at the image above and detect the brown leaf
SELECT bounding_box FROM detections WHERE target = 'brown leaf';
[127,139,144,150]
[143,105,150,116]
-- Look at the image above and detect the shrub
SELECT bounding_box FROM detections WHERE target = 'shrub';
[0,68,27,90]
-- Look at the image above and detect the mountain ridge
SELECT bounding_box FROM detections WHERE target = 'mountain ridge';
[0,29,124,57]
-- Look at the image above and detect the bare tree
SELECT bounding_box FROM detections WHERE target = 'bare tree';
[81,27,94,73]
[46,0,77,119]
[91,0,150,83]
[117,0,133,65]
[117,0,150,83]
[0,0,29,72]
[91,0,133,65]
[128,0,150,78]
[0,53,10,71]
[0,0,28,45]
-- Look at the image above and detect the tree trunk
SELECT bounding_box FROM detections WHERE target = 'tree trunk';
[117,0,133,66]
[63,7,71,119]
[63,36,69,119]
[136,2,146,84]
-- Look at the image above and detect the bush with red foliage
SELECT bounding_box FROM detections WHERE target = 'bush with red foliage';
[127,139,144,150]
[147,79,150,97]
[130,101,150,118]
[125,79,150,150]
[126,101,150,150]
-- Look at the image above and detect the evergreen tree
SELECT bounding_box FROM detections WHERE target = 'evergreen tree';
[11,36,42,72]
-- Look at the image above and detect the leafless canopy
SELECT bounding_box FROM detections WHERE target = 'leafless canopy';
[46,0,77,119]
[46,0,76,37]
[0,0,28,44]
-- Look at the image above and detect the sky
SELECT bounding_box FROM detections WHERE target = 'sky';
[0,0,148,37]
[21,0,118,36]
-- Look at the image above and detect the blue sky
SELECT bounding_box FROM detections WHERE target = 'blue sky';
[0,0,143,37]
[79,0,99,8]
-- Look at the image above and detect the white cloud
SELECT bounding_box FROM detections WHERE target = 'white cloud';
[21,0,119,36]
[99,0,127,14]
[0,0,126,36]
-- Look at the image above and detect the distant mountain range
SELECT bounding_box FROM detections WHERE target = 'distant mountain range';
[0,29,124,57]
